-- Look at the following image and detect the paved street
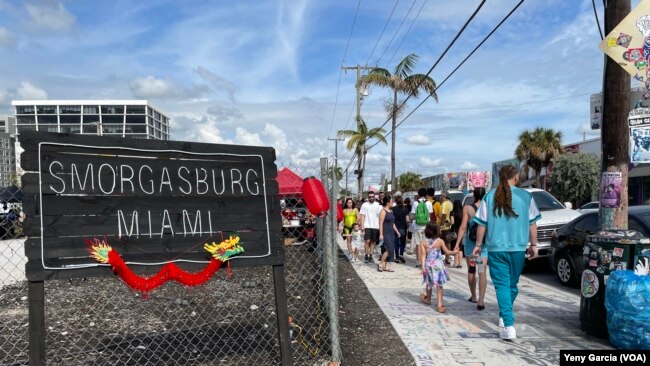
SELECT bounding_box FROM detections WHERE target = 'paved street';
[337,237,611,366]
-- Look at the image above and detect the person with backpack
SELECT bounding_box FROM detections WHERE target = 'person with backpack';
[453,188,487,310]
[410,188,433,268]
[473,165,541,340]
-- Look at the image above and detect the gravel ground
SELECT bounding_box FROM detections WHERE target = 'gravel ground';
[337,249,415,366]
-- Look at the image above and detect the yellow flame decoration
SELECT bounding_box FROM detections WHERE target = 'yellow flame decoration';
[90,241,113,264]
[204,235,244,262]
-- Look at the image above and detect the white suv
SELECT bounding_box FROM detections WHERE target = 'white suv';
[461,188,581,259]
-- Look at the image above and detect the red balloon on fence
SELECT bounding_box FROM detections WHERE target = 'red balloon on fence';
[301,177,330,217]
[336,201,344,222]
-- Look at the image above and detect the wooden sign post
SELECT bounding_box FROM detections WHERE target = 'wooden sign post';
[20,132,291,365]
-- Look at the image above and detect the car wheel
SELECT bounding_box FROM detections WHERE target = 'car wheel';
[556,254,578,287]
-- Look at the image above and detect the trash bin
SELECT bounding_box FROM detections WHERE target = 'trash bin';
[579,230,646,337]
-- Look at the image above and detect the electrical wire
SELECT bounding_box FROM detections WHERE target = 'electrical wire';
[417,92,591,111]
[366,0,525,152]
[386,0,428,67]
[327,0,362,139]
[365,0,401,66]
[372,0,487,134]
[592,0,604,40]
[375,0,418,66]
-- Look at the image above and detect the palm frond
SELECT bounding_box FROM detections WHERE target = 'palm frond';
[358,72,394,90]
[404,74,438,101]
[394,53,418,79]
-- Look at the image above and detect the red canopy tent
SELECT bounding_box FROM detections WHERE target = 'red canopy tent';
[276,167,304,197]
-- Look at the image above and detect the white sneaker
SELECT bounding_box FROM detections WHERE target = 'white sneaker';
[498,317,504,328]
[499,325,516,340]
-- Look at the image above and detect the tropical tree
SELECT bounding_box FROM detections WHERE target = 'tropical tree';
[398,171,424,192]
[514,127,563,188]
[549,152,599,207]
[338,119,387,197]
[326,166,343,182]
[359,53,438,194]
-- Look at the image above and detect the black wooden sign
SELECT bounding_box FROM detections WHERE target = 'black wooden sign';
[20,132,283,281]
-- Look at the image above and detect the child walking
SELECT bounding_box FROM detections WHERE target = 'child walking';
[420,222,458,313]
[350,224,364,263]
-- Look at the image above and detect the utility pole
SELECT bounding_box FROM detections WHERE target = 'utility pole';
[600,0,631,230]
[342,65,375,199]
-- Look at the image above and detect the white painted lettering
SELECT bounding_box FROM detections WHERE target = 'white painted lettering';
[160,209,174,237]
[48,161,66,194]
[98,163,116,194]
[178,166,192,194]
[182,210,203,235]
[211,169,226,195]
[231,168,243,194]
[71,163,94,191]
[138,165,154,194]
[159,167,172,193]
[246,169,260,195]
[196,168,208,194]
[117,210,139,238]
[120,165,135,193]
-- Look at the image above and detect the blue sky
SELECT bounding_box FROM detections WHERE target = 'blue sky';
[0,0,615,187]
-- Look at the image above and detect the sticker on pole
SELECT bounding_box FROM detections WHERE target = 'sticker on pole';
[581,269,599,299]
[600,172,622,209]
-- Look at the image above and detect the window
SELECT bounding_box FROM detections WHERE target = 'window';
[101,105,124,114]
[102,125,123,134]
[17,116,35,124]
[60,125,81,134]
[40,125,59,133]
[37,105,56,114]
[147,107,154,117]
[154,111,161,120]
[155,121,161,130]
[83,115,100,124]
[125,115,145,124]
[37,115,58,124]
[531,191,565,211]
[60,115,81,124]
[83,124,98,134]
[102,115,123,124]
[83,106,99,114]
[126,105,146,114]
[574,214,599,234]
[125,125,146,133]
[148,117,155,126]
[60,105,81,114]
[16,106,35,114]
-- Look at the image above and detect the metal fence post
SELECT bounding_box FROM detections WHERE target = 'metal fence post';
[320,157,341,363]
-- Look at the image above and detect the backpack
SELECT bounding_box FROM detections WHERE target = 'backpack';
[415,200,430,225]
[468,203,484,242]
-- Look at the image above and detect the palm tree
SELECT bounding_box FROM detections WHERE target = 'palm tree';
[515,127,563,189]
[398,171,424,192]
[359,53,438,194]
[338,119,387,197]
[326,166,343,182]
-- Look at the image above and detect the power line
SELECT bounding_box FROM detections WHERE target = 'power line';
[375,0,418,66]
[417,92,592,111]
[372,0,487,134]
[592,0,604,40]
[327,0,363,138]
[386,0,428,67]
[366,0,525,152]
[365,0,401,66]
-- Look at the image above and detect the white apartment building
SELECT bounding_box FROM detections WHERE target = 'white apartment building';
[11,100,170,140]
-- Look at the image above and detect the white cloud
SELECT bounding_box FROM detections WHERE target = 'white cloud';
[130,76,175,98]
[17,81,47,99]
[129,76,208,100]
[420,157,443,167]
[405,135,431,145]
[0,27,15,48]
[26,3,75,32]
[206,105,243,122]
[460,161,479,170]
[194,66,237,102]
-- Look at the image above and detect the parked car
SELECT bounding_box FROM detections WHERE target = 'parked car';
[460,188,581,260]
[578,201,599,213]
[435,190,465,204]
[549,206,650,286]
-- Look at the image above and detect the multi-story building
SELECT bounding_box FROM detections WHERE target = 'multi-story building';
[0,116,16,135]
[11,100,170,140]
[0,132,16,187]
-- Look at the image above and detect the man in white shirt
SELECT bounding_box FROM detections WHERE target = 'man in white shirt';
[410,187,433,268]
[358,191,383,263]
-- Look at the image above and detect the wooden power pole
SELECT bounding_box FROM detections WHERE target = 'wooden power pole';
[600,0,631,229]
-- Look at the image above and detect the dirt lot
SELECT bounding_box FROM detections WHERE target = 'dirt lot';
[338,249,415,366]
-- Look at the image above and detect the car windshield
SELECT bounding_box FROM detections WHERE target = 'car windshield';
[532,191,565,211]
[582,202,598,209]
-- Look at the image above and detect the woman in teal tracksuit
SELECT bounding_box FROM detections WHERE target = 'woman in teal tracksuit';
[472,165,541,340]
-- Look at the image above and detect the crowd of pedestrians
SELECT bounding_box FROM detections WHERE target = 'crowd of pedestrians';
[337,164,540,340]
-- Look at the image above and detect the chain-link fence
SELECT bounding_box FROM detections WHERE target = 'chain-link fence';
[0,160,340,365]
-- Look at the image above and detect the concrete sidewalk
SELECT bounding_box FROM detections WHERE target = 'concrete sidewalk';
[337,237,610,366]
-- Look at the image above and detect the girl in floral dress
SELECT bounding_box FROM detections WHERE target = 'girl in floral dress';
[420,222,458,312]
